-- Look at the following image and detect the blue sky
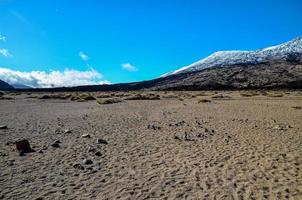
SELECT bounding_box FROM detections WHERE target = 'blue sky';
[0,0,302,87]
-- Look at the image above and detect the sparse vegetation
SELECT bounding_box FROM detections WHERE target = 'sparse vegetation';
[124,93,160,100]
[39,94,51,99]
[97,98,123,104]
[97,94,112,98]
[240,91,259,97]
[263,92,284,97]
[292,106,302,109]
[0,96,14,100]
[211,94,231,99]
[198,99,211,103]
[79,93,96,101]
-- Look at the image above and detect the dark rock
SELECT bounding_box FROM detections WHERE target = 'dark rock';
[96,138,108,144]
[174,135,181,140]
[95,151,102,156]
[0,125,7,129]
[15,139,35,153]
[73,163,84,170]
[147,124,161,130]
[51,141,60,148]
[83,159,93,165]
[82,134,91,138]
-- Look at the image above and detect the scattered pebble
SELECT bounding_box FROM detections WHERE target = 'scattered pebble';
[82,134,91,138]
[83,159,93,165]
[96,138,108,144]
[95,151,102,156]
[0,125,7,129]
[73,163,84,170]
[147,124,161,130]
[64,129,71,134]
[51,141,61,148]
[274,124,292,131]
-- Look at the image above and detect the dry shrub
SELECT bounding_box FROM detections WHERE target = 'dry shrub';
[162,94,178,99]
[79,93,96,101]
[195,92,208,96]
[8,92,21,96]
[39,94,51,99]
[124,93,160,100]
[198,99,211,103]
[97,93,112,98]
[38,93,70,100]
[211,94,231,99]
[26,95,39,99]
[240,91,259,97]
[70,95,80,101]
[0,96,14,100]
[292,106,302,110]
[97,98,123,104]
[264,92,284,97]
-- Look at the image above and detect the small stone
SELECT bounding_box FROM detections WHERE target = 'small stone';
[15,139,34,153]
[0,125,7,129]
[95,151,102,156]
[96,138,108,144]
[174,135,181,140]
[82,134,91,138]
[147,124,161,130]
[73,163,84,170]
[83,159,93,165]
[51,141,60,148]
[64,129,71,134]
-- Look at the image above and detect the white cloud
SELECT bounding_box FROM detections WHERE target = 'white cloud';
[0,68,109,88]
[0,34,6,42]
[79,51,89,61]
[121,63,138,72]
[0,49,12,57]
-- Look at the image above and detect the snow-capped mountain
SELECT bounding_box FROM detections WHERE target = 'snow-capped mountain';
[163,37,302,76]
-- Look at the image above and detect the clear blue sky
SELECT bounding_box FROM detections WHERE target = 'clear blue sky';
[0,0,302,86]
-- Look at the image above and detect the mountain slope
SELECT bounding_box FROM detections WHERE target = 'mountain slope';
[150,60,302,90]
[12,84,32,89]
[15,37,302,91]
[164,37,302,76]
[0,79,14,90]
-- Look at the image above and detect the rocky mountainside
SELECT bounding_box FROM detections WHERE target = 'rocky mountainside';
[0,79,14,90]
[149,60,302,90]
[163,37,302,76]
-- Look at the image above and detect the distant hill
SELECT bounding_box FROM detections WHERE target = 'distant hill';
[0,80,14,90]
[15,37,302,92]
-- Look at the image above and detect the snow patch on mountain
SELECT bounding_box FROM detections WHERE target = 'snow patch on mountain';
[163,37,302,77]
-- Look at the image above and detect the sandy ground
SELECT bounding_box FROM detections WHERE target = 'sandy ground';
[0,91,302,200]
